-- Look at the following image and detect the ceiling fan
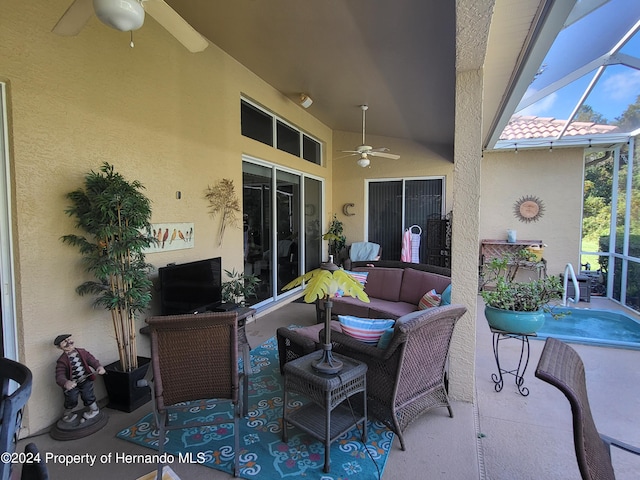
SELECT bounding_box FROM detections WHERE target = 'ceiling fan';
[341,105,400,167]
[52,0,208,53]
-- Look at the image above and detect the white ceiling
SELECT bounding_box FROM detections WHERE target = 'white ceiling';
[162,0,566,157]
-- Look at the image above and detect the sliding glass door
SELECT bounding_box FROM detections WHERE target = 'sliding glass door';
[243,162,273,304]
[275,170,300,293]
[243,158,323,306]
[367,177,445,263]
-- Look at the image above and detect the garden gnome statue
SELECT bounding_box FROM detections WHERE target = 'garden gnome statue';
[54,334,106,423]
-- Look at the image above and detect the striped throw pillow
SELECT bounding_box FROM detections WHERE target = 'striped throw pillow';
[335,270,369,297]
[345,270,369,285]
[418,289,441,310]
[338,315,395,344]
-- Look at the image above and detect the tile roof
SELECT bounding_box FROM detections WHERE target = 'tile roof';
[500,115,620,140]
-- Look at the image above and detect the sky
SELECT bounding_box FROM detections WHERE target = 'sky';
[516,0,640,124]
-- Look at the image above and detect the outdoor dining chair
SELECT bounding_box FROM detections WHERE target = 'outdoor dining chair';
[145,311,242,478]
[535,337,640,480]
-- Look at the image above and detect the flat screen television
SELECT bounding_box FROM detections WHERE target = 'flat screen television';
[159,257,222,315]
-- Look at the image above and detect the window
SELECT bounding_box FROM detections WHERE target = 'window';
[241,98,322,165]
[303,134,321,165]
[241,101,273,146]
[276,120,300,156]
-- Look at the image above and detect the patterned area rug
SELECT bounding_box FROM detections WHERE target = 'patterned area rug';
[117,336,393,479]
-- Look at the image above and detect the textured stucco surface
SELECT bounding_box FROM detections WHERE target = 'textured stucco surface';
[481,148,584,277]
[450,69,484,402]
[2,0,332,434]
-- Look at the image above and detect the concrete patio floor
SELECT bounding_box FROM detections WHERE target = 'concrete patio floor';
[15,296,640,479]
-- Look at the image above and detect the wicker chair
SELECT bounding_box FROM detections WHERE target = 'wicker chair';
[328,304,467,450]
[0,357,33,480]
[145,312,242,478]
[535,337,640,480]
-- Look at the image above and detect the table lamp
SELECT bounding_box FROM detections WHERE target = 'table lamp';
[283,258,369,374]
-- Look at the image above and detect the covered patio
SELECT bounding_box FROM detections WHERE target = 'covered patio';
[16,297,640,479]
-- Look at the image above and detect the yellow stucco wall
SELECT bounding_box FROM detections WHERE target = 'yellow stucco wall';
[332,129,454,244]
[481,148,584,277]
[2,0,332,434]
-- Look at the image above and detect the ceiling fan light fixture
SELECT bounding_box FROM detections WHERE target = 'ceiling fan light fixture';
[357,157,370,168]
[299,93,313,108]
[93,0,145,32]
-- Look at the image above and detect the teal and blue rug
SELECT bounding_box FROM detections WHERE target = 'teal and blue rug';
[117,336,393,479]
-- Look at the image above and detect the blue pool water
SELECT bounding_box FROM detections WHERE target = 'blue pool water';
[535,307,640,350]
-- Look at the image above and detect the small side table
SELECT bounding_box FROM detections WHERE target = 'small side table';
[282,350,367,473]
[490,328,537,396]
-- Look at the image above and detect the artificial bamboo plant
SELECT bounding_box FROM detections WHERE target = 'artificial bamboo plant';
[61,162,155,372]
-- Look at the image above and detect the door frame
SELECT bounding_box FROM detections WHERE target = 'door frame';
[0,82,18,360]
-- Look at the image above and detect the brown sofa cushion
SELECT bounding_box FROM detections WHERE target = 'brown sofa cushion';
[368,300,418,319]
[354,267,403,301]
[292,320,342,341]
[399,268,451,305]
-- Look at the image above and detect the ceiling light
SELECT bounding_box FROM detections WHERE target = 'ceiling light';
[357,157,370,168]
[299,94,313,109]
[93,0,145,32]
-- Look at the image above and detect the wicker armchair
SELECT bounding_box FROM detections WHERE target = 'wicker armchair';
[535,337,640,480]
[328,304,466,450]
[145,312,242,478]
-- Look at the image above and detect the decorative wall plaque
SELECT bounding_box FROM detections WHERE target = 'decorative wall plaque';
[513,195,545,223]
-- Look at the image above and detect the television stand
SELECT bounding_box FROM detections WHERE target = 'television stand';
[212,302,239,312]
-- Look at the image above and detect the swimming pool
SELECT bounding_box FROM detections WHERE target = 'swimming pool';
[535,307,640,350]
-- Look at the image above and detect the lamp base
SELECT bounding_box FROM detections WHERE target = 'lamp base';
[312,344,343,375]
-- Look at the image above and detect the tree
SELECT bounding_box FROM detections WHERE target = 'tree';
[575,104,608,124]
[614,94,640,132]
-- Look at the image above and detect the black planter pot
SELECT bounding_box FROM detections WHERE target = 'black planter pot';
[103,356,151,413]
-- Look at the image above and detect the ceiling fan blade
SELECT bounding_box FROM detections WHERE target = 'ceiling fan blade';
[369,151,400,160]
[340,150,360,154]
[335,153,358,160]
[52,0,94,36]
[143,0,208,53]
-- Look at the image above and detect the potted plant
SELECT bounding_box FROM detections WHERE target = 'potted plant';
[221,268,261,306]
[480,250,564,334]
[322,214,346,264]
[61,162,155,412]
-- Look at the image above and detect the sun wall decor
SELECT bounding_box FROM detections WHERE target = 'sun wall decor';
[513,195,545,223]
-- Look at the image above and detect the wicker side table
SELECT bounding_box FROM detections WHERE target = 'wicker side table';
[282,350,368,473]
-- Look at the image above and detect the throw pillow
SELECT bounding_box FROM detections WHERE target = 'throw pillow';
[418,289,441,310]
[334,270,369,297]
[376,327,395,349]
[441,284,452,305]
[345,270,369,285]
[338,315,395,344]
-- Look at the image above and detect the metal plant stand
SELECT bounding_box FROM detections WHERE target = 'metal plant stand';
[490,327,537,396]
